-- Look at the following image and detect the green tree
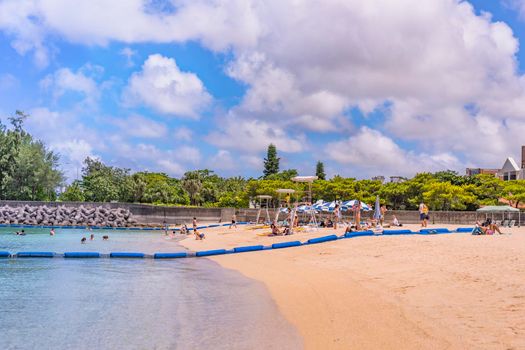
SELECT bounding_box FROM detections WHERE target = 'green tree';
[263,144,280,178]
[379,181,410,209]
[315,161,326,180]
[5,136,63,201]
[0,111,27,199]
[423,181,476,211]
[60,181,85,202]
[501,180,525,208]
[81,157,130,202]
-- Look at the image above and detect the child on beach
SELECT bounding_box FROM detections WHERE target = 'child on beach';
[230,214,237,229]
[194,229,205,240]
[192,217,197,231]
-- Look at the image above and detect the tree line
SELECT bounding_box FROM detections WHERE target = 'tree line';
[1,113,524,210]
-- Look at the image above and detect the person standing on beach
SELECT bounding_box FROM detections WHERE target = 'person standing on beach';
[419,202,429,227]
[380,205,387,226]
[354,200,362,230]
[333,204,340,230]
[192,217,197,232]
[230,214,237,229]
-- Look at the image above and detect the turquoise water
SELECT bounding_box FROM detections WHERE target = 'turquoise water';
[0,228,302,349]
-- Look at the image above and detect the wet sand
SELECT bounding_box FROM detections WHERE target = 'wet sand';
[180,224,525,349]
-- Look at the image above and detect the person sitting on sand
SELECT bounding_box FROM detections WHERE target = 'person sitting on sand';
[270,222,281,236]
[345,225,353,234]
[391,215,402,227]
[180,224,188,235]
[194,229,205,240]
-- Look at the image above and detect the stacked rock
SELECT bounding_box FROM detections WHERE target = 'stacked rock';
[0,204,137,227]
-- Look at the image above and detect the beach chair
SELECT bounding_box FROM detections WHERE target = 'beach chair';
[501,219,509,227]
[508,220,515,228]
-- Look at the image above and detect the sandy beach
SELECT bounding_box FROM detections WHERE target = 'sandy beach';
[179,224,525,349]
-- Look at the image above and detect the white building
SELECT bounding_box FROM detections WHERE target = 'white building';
[497,157,525,181]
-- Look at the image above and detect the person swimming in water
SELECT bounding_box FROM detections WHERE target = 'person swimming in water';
[90,233,94,240]
[102,235,109,240]
[50,228,55,236]
[81,237,87,244]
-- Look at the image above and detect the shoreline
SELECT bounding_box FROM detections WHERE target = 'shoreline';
[179,224,525,349]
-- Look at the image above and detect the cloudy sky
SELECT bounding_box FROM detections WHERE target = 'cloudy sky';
[1,0,525,181]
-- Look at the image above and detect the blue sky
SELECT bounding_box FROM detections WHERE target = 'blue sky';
[1,0,525,181]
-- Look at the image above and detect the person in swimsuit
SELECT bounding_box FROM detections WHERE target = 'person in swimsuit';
[50,228,55,236]
[230,214,237,229]
[333,204,340,230]
[419,202,429,227]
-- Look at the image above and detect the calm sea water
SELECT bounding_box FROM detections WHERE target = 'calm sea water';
[0,228,302,350]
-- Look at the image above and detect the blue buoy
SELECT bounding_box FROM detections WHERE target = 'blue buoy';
[271,241,302,249]
[456,227,475,233]
[64,252,100,258]
[307,235,338,244]
[153,252,188,259]
[196,249,227,257]
[344,230,375,238]
[420,228,451,234]
[233,245,264,253]
[382,229,413,235]
[109,252,145,258]
[17,252,54,258]
[0,251,10,258]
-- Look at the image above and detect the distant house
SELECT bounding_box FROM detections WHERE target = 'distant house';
[497,157,525,181]
[465,168,499,176]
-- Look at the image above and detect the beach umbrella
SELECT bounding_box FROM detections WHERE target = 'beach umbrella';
[342,200,371,211]
[373,195,381,221]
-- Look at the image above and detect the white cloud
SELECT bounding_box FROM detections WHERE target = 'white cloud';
[208,149,236,171]
[326,127,461,176]
[4,0,525,175]
[120,47,137,67]
[123,54,212,118]
[206,113,305,153]
[113,115,168,138]
[157,159,185,176]
[40,66,100,106]
[173,126,193,142]
[0,73,19,90]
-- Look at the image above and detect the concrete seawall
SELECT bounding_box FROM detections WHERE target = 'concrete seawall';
[0,201,521,227]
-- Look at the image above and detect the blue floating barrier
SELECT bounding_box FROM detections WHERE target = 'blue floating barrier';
[196,226,207,230]
[196,249,227,257]
[456,227,475,233]
[0,224,8,227]
[17,251,54,258]
[419,228,451,234]
[271,241,302,249]
[64,252,100,258]
[153,252,188,259]
[0,251,10,258]
[222,223,230,226]
[382,229,414,235]
[208,224,220,228]
[344,230,375,238]
[233,245,264,253]
[91,226,102,230]
[110,252,145,258]
[307,235,338,244]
